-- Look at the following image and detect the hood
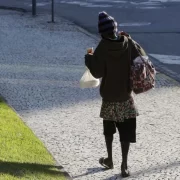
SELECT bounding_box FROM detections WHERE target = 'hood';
[100,35,128,59]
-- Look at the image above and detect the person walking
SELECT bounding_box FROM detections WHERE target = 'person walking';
[85,11,146,177]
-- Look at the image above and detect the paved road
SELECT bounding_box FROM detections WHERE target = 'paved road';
[0,9,180,180]
[1,0,180,81]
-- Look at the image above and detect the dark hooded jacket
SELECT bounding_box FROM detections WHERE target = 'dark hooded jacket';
[85,35,146,102]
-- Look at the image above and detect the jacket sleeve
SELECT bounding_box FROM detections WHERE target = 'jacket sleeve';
[85,44,105,79]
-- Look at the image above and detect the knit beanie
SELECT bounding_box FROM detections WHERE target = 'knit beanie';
[98,11,118,35]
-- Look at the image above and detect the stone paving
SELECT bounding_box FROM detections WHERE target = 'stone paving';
[0,10,180,180]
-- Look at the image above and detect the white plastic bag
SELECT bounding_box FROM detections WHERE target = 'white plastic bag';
[80,67,100,88]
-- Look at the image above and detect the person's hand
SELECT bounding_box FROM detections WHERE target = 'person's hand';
[87,47,94,55]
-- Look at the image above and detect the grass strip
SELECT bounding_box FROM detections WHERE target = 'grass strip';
[0,98,66,180]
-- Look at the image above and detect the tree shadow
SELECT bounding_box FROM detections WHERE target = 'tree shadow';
[0,161,64,178]
[0,61,177,113]
[0,63,100,112]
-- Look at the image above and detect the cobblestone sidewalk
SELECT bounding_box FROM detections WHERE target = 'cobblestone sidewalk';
[0,10,180,180]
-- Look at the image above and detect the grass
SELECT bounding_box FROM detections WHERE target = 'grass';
[0,98,66,180]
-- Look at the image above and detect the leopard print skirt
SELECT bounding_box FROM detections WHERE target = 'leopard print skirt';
[100,97,139,122]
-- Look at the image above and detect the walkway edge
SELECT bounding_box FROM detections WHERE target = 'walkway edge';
[149,55,180,83]
[76,25,100,42]
[0,6,27,12]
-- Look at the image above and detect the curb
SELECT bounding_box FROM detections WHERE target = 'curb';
[76,25,100,42]
[149,55,180,83]
[56,164,73,180]
[58,14,100,42]
[0,6,27,13]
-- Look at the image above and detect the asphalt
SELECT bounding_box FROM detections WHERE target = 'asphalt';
[0,9,180,180]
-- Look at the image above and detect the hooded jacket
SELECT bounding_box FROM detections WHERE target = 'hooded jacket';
[85,35,146,102]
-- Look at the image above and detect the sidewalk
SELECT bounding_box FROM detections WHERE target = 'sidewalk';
[0,9,180,180]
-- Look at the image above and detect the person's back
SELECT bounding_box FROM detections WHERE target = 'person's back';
[95,35,131,102]
[86,34,146,102]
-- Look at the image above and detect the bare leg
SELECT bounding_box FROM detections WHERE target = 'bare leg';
[99,135,114,169]
[105,136,113,163]
[121,142,130,177]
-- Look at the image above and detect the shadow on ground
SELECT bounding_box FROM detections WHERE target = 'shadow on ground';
[103,160,180,180]
[0,161,64,178]
[72,160,180,180]
[73,167,109,179]
[0,63,179,113]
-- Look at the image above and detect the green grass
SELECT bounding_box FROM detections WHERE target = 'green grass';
[0,98,66,180]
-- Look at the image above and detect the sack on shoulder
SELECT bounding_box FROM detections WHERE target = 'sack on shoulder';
[80,67,100,89]
[128,39,156,94]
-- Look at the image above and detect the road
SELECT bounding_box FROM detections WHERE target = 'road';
[1,0,180,81]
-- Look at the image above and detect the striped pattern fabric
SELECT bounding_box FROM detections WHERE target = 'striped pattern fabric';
[98,11,118,34]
